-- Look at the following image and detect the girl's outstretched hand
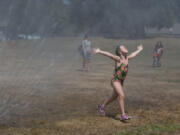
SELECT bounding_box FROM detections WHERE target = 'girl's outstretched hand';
[137,44,143,51]
[92,48,100,54]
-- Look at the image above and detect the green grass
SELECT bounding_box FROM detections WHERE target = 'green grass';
[167,79,180,83]
[116,123,180,135]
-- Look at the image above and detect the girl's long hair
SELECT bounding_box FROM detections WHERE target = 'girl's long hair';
[116,45,127,58]
[84,34,88,39]
[115,45,121,56]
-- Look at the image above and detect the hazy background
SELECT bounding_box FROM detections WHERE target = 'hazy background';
[1,0,180,40]
[0,1,180,135]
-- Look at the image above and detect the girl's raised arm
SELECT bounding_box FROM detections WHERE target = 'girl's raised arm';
[93,48,120,62]
[128,44,143,59]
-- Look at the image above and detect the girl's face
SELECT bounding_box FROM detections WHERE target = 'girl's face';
[119,46,128,56]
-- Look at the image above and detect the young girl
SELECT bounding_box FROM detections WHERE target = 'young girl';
[93,44,143,120]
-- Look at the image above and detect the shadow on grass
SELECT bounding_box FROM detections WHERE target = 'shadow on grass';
[105,113,130,123]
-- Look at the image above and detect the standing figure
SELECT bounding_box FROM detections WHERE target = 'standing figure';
[79,35,92,71]
[152,43,159,67]
[152,41,163,67]
[158,43,164,67]
[93,44,143,120]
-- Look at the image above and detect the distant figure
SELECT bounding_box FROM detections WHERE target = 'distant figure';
[152,41,163,67]
[78,35,92,71]
[93,44,143,121]
[169,28,173,34]
[11,40,15,50]
[158,43,164,66]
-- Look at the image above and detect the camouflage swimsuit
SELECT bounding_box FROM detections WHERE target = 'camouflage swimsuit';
[112,63,128,85]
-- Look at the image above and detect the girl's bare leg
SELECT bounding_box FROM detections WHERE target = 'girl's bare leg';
[158,57,162,67]
[102,90,118,108]
[87,59,91,71]
[84,60,88,71]
[152,57,155,67]
[112,81,126,115]
[83,57,86,69]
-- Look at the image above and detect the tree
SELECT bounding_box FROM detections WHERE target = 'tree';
[1,0,179,38]
[69,0,178,37]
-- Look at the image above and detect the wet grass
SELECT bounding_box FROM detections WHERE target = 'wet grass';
[116,123,180,135]
[0,37,180,135]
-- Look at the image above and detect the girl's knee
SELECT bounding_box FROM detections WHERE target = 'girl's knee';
[120,95,125,100]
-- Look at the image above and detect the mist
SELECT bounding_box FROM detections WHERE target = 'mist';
[0,0,180,39]
[0,0,180,134]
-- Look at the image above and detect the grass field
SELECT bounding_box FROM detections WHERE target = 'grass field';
[0,37,179,135]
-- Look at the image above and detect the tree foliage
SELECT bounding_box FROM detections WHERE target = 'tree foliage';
[69,0,178,37]
[0,0,180,38]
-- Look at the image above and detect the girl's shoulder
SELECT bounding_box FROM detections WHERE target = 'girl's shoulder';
[115,59,122,65]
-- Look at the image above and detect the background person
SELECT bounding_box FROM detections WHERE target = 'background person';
[80,35,92,71]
